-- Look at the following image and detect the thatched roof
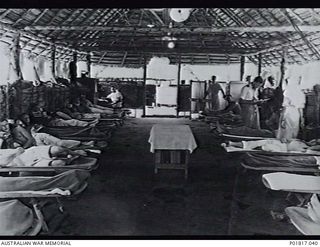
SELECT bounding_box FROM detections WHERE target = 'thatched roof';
[1,8,320,67]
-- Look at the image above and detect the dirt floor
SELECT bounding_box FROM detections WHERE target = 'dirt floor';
[53,117,301,236]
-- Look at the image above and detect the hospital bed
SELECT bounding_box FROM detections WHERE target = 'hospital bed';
[0,169,90,235]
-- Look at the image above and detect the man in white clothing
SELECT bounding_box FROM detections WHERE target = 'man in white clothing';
[106,86,123,108]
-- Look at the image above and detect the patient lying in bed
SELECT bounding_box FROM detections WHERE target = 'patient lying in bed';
[223,139,320,153]
[212,121,274,138]
[30,125,94,149]
[0,145,86,167]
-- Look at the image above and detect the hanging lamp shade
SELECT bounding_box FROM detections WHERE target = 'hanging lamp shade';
[169,8,192,23]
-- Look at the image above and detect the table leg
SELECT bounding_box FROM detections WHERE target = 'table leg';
[184,168,188,180]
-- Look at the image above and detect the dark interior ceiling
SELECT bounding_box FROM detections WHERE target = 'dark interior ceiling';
[1,8,320,67]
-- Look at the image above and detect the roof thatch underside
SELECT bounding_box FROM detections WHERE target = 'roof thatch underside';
[1,8,320,67]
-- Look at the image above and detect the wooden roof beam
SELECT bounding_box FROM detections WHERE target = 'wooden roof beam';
[120,51,128,66]
[149,9,165,25]
[281,9,320,60]
[23,25,320,33]
[287,9,305,24]
[220,8,271,65]
[12,9,33,27]
[241,9,283,63]
[28,9,49,26]
[46,9,66,26]
[78,45,260,55]
[79,9,123,42]
[310,8,320,23]
[254,9,302,63]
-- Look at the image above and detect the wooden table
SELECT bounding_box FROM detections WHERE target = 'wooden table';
[148,124,197,179]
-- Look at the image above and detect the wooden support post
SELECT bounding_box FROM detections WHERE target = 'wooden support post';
[86,52,91,78]
[51,44,56,78]
[69,50,77,84]
[73,51,77,64]
[258,53,262,76]
[176,55,181,118]
[240,55,245,81]
[12,32,22,80]
[142,57,147,117]
[279,49,287,86]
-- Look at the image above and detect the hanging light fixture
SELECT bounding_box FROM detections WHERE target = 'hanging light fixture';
[168,41,175,49]
[169,8,192,23]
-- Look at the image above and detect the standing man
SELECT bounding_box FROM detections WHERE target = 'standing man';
[106,86,124,108]
[204,75,226,111]
[239,76,264,129]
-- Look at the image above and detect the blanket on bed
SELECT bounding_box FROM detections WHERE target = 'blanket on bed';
[0,169,90,194]
[243,152,319,168]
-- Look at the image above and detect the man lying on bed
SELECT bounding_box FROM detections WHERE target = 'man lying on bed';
[56,98,101,121]
[203,94,242,116]
[201,95,244,125]
[30,106,99,127]
[11,115,94,149]
[211,121,274,138]
[222,138,320,154]
[74,95,125,118]
[0,145,87,167]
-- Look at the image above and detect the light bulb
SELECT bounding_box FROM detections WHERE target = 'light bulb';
[168,41,175,49]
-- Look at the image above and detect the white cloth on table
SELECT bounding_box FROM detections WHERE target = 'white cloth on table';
[148,124,197,153]
[262,172,320,193]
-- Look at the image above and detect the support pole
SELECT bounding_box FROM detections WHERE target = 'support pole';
[51,44,56,78]
[69,50,77,84]
[86,51,91,78]
[142,57,147,117]
[279,49,287,86]
[177,55,181,118]
[258,53,262,76]
[12,32,22,80]
[240,56,245,81]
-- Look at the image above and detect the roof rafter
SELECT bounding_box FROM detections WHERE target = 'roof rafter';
[30,9,49,25]
[254,8,302,63]
[281,8,320,60]
[24,25,320,33]
[149,9,165,25]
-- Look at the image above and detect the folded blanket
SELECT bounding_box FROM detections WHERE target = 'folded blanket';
[220,126,274,138]
[285,194,320,235]
[262,172,320,193]
[0,199,39,236]
[40,126,112,140]
[242,153,319,170]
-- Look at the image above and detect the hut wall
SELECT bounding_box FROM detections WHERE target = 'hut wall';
[91,63,143,78]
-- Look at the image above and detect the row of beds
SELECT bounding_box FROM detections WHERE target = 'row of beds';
[0,110,127,236]
[203,112,320,235]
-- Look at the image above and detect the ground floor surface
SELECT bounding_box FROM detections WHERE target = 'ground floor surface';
[55,118,301,236]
